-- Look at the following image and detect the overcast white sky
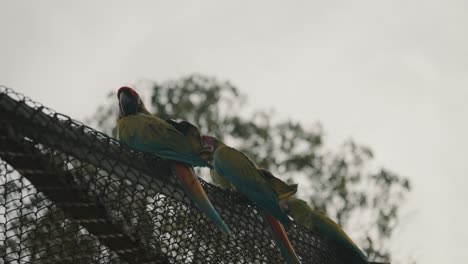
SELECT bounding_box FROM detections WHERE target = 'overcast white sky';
[1,1,467,263]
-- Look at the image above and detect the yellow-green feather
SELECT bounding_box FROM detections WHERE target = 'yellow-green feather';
[210,162,297,202]
[117,114,209,167]
[286,197,369,263]
[210,169,236,191]
[213,146,290,226]
[258,168,298,200]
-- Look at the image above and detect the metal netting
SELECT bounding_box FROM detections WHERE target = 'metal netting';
[0,87,346,264]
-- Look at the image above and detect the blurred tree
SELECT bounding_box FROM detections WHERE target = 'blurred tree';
[88,74,411,262]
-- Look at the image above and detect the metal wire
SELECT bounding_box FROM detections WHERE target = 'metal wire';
[0,87,344,264]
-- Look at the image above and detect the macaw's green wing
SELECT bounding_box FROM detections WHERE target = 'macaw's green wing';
[312,212,369,263]
[210,169,236,191]
[286,197,369,264]
[258,168,298,200]
[117,114,210,167]
[263,211,301,264]
[213,146,291,227]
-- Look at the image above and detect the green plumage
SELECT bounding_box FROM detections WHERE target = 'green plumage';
[286,197,371,264]
[210,143,300,263]
[258,168,298,200]
[210,169,236,190]
[116,87,229,234]
[210,163,298,201]
[117,114,210,167]
[213,145,291,227]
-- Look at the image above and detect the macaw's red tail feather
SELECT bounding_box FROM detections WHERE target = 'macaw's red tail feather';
[173,163,231,235]
[263,211,301,264]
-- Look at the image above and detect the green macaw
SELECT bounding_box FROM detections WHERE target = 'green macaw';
[116,87,230,235]
[117,88,211,167]
[282,197,389,264]
[258,168,301,264]
[202,135,301,264]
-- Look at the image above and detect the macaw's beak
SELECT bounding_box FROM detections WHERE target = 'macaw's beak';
[172,163,230,235]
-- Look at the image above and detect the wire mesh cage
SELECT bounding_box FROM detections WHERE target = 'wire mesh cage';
[0,86,345,264]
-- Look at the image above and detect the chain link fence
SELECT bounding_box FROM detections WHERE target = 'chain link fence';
[0,87,345,264]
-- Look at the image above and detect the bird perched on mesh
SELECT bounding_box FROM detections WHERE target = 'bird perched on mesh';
[281,197,389,264]
[116,86,230,235]
[202,135,301,264]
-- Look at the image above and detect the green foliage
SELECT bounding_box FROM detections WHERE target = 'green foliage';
[89,74,411,262]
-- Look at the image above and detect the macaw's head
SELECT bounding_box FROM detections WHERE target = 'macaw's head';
[201,135,224,153]
[117,86,150,117]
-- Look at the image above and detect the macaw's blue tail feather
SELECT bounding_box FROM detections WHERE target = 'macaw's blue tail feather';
[172,163,230,235]
[264,211,301,264]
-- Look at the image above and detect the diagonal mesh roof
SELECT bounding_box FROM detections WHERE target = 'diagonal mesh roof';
[0,87,345,264]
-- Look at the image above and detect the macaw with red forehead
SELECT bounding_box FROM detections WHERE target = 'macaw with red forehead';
[116,87,230,235]
[202,135,301,264]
